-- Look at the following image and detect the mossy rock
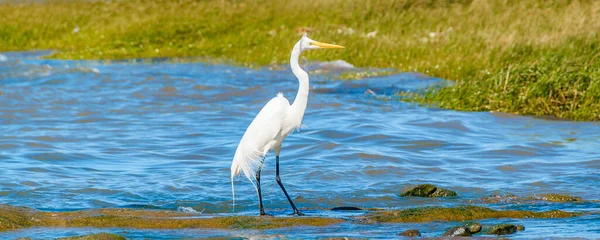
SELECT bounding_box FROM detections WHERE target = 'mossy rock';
[400,184,456,197]
[0,205,40,231]
[487,224,520,235]
[58,233,126,240]
[441,222,482,237]
[367,206,580,223]
[482,193,583,204]
[442,226,472,236]
[400,184,437,197]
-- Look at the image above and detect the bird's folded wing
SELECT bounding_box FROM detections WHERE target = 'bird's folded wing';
[232,94,290,186]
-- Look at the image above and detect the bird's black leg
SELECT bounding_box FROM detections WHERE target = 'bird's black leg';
[276,155,304,216]
[256,167,268,216]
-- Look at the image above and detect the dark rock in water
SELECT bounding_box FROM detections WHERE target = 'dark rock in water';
[441,222,481,237]
[400,184,436,197]
[398,229,421,237]
[467,222,482,233]
[331,206,362,211]
[489,224,519,235]
[442,226,472,237]
[516,225,525,231]
[58,233,126,240]
[400,184,457,197]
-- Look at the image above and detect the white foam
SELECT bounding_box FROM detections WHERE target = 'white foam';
[177,206,204,214]
[0,54,7,62]
[73,67,100,74]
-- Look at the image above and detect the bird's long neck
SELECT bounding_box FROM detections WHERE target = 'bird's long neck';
[290,42,309,125]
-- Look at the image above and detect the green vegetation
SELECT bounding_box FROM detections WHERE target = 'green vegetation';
[1,0,599,120]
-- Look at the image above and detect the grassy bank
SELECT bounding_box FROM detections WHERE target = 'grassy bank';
[1,0,599,120]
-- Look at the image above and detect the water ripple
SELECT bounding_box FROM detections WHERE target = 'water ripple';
[0,51,599,217]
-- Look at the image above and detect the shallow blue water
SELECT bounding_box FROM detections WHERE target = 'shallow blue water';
[0,51,599,238]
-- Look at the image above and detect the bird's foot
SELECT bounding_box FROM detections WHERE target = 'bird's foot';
[260,211,273,217]
[292,210,305,216]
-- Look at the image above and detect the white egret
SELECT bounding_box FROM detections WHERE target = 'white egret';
[230,34,344,216]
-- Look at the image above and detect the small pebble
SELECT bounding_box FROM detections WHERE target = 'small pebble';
[442,226,472,237]
[489,224,518,235]
[468,222,482,233]
[398,229,421,237]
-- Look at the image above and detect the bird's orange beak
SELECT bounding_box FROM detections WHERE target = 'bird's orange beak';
[310,41,345,49]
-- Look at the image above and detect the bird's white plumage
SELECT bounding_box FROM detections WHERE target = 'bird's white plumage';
[230,92,296,209]
[229,34,344,212]
[231,93,291,187]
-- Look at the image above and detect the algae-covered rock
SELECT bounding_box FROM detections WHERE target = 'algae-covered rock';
[516,225,525,231]
[441,222,482,236]
[442,226,472,237]
[538,194,583,203]
[56,213,342,230]
[366,205,581,223]
[1,204,343,231]
[482,193,583,204]
[400,184,456,197]
[398,229,421,237]
[0,204,40,231]
[480,194,521,204]
[488,224,519,235]
[58,233,126,240]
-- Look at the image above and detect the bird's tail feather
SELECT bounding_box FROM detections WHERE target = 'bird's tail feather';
[231,174,235,212]
[230,147,263,211]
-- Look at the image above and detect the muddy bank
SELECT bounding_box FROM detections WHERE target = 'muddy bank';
[0,205,342,231]
[0,204,584,232]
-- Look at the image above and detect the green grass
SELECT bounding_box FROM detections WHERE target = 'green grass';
[1,0,599,120]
